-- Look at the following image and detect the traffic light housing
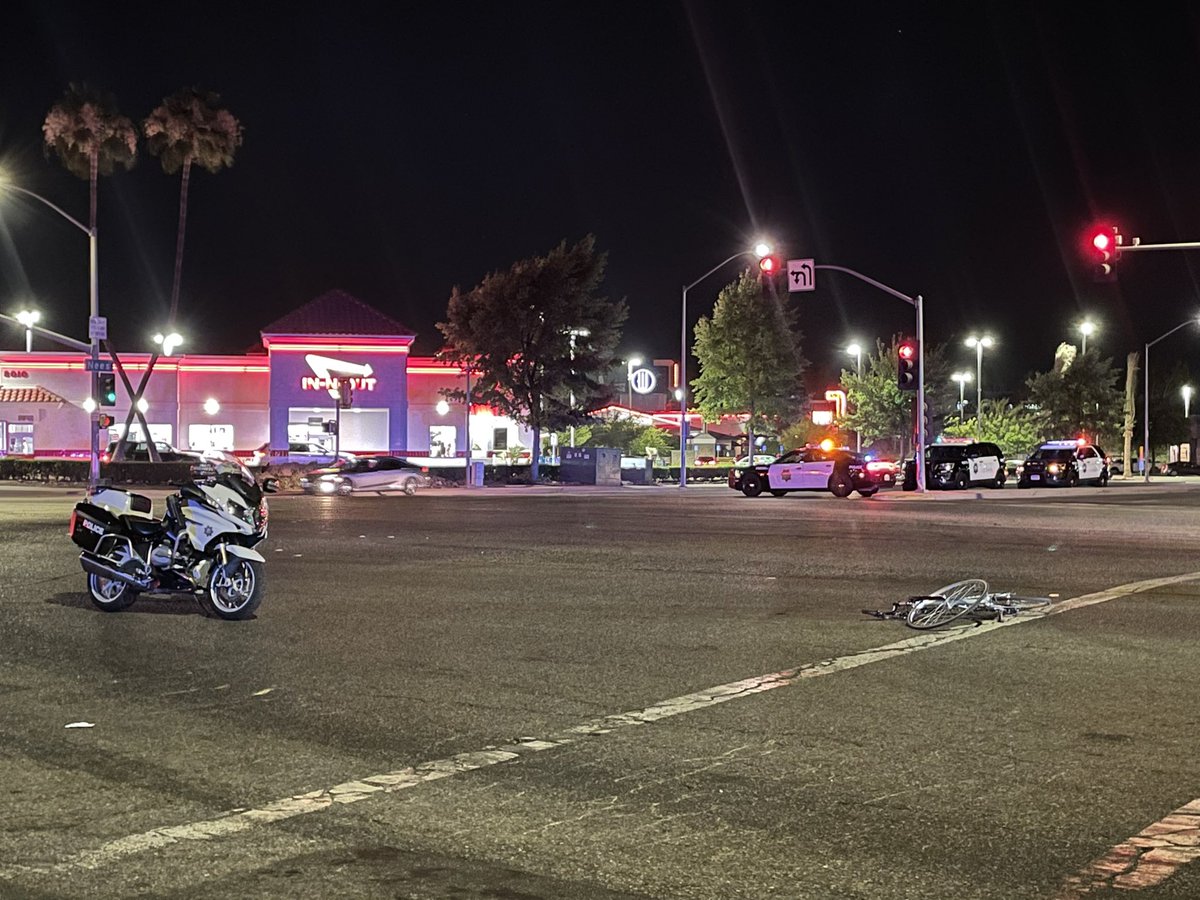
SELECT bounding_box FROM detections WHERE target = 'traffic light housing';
[897,339,919,392]
[98,372,117,406]
[97,414,115,430]
[338,379,354,409]
[1088,225,1121,282]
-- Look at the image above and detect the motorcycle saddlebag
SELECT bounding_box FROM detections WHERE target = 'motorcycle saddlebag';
[68,503,119,553]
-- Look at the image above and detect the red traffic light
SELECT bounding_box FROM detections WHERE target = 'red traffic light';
[898,342,915,360]
[758,255,779,274]
[97,414,115,429]
[1086,225,1121,282]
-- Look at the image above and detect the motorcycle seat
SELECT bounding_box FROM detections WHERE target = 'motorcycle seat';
[121,516,166,538]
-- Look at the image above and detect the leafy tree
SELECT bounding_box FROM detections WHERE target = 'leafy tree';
[438,236,627,481]
[692,272,805,456]
[42,83,137,235]
[1025,348,1123,448]
[840,338,955,457]
[580,414,672,458]
[143,88,243,323]
[43,84,141,457]
[943,399,1041,458]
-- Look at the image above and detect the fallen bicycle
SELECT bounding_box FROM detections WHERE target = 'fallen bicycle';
[863,579,1053,630]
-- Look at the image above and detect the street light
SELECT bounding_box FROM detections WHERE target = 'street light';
[0,176,101,484]
[845,343,863,452]
[679,242,772,487]
[1078,320,1097,355]
[1184,385,1193,420]
[15,309,40,353]
[626,356,642,410]
[951,371,973,419]
[1143,316,1200,482]
[153,331,183,356]
[964,335,994,441]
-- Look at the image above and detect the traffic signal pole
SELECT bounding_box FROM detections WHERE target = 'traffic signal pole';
[812,265,926,493]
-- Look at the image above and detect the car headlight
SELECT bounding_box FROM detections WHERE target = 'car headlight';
[1047,464,1060,474]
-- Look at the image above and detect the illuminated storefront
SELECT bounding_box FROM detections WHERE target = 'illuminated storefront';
[0,291,531,463]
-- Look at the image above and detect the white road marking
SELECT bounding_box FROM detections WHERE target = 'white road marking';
[1057,798,1200,897]
[5,570,1199,881]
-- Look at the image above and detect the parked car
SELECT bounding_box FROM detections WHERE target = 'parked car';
[733,454,778,467]
[1163,461,1200,476]
[902,442,1006,490]
[728,447,877,498]
[1017,440,1110,487]
[299,456,434,495]
[863,457,900,487]
[101,440,201,464]
[694,455,718,466]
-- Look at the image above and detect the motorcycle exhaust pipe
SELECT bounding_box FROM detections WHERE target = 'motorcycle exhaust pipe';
[79,551,153,591]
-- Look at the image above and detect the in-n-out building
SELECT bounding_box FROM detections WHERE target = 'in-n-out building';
[0,290,535,463]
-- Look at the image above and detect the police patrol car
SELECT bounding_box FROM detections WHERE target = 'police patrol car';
[1017,440,1110,488]
[902,441,1005,490]
[727,446,878,498]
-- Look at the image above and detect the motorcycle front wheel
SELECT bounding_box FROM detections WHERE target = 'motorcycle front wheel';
[202,558,264,620]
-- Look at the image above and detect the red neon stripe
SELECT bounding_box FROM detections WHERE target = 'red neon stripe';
[178,365,271,373]
[266,344,410,354]
[407,366,463,375]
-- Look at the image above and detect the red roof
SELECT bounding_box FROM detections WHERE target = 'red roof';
[0,387,67,404]
[261,290,414,337]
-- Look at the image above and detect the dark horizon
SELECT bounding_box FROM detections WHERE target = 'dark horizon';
[4,1,1200,402]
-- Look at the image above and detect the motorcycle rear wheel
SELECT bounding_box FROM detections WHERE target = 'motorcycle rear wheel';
[87,572,138,612]
[202,558,264,620]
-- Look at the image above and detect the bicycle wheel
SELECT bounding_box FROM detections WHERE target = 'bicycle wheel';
[905,579,989,630]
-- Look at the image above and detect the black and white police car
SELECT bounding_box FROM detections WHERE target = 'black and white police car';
[903,441,1006,490]
[1017,440,1110,488]
[727,446,878,498]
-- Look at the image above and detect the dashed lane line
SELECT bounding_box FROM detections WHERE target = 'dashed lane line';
[4,570,1199,882]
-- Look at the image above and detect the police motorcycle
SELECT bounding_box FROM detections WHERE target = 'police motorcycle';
[68,451,279,620]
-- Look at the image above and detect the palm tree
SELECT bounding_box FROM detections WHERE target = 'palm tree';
[42,83,138,233]
[143,87,244,323]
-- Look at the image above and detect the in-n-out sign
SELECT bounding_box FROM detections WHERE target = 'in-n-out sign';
[302,354,377,397]
[301,375,377,392]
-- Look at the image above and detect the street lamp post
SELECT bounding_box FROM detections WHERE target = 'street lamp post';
[964,335,994,442]
[1079,320,1096,355]
[951,371,973,419]
[16,309,40,353]
[1143,317,1200,482]
[568,327,589,448]
[0,180,100,485]
[679,243,771,488]
[845,343,863,452]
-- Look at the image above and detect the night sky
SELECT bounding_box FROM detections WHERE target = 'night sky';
[4,1,1200,401]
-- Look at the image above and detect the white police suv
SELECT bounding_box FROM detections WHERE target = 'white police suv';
[1017,440,1110,488]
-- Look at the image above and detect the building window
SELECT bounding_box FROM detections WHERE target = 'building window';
[493,427,508,451]
[429,425,456,458]
[189,424,234,452]
[287,407,388,453]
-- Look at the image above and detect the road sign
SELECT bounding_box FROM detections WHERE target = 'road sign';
[88,316,107,340]
[787,259,816,292]
[84,358,114,372]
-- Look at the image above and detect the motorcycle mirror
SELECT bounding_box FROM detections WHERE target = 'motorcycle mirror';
[262,478,280,494]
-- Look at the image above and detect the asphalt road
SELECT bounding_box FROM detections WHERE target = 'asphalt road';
[2,481,1200,899]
